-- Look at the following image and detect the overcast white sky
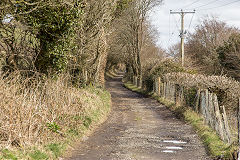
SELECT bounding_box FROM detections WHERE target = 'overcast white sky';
[148,0,240,50]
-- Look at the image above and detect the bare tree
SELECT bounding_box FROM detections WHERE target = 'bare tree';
[185,16,238,75]
[68,0,118,86]
[107,0,162,82]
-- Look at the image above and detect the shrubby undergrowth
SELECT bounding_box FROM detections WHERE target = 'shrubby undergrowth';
[0,72,111,158]
[141,59,187,91]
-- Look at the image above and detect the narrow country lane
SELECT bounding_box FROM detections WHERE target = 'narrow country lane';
[65,75,209,160]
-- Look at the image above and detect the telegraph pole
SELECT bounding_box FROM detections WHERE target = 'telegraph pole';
[170,9,195,66]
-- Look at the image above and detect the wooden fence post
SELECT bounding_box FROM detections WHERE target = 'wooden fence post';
[208,92,215,129]
[137,76,142,88]
[156,78,158,95]
[155,78,157,94]
[213,94,225,141]
[200,90,210,124]
[163,82,166,98]
[195,89,200,113]
[221,105,231,143]
[180,86,184,105]
[165,82,168,99]
[205,90,210,124]
[156,78,159,94]
[158,77,161,96]
[175,85,184,106]
[166,82,169,99]
[168,82,171,100]
[200,91,206,115]
[85,70,88,83]
[161,81,164,97]
[136,76,139,87]
[171,83,175,102]
[140,77,142,89]
[153,78,156,93]
[163,81,166,98]
[175,84,178,105]
[175,84,180,106]
[164,82,167,98]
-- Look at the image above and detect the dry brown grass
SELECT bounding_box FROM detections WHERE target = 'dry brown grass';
[0,72,108,150]
[164,72,240,98]
[164,72,240,110]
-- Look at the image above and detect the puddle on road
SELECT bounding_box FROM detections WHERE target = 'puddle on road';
[166,146,183,150]
[163,140,187,144]
[162,140,184,153]
[162,150,175,153]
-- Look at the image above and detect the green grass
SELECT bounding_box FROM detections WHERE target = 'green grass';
[0,149,18,160]
[47,143,63,158]
[124,81,238,159]
[29,150,48,160]
[83,116,92,128]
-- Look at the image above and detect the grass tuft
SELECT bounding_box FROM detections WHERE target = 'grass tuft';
[1,149,18,160]
[47,143,62,158]
[29,150,48,160]
[83,117,92,128]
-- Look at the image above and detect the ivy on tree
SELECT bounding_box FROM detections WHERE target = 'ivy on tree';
[16,0,84,74]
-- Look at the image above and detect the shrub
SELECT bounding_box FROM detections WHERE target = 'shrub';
[217,33,240,81]
[141,59,186,91]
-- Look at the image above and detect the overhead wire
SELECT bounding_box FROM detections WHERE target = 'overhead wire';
[187,13,195,33]
[193,0,221,9]
[167,15,181,48]
[180,0,201,9]
[167,0,240,50]
[168,13,171,43]
[173,14,180,30]
[197,0,240,10]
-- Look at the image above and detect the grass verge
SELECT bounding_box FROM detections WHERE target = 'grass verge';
[124,81,238,159]
[0,85,111,160]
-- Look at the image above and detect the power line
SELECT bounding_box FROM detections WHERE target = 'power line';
[187,13,195,32]
[193,0,221,9]
[168,13,171,42]
[181,0,201,9]
[167,15,181,47]
[172,14,181,30]
[197,0,240,10]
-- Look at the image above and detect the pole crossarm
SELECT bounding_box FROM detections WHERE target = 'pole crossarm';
[169,9,195,67]
[170,11,195,14]
[170,9,196,14]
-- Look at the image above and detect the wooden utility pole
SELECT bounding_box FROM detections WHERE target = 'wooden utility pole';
[170,9,195,66]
